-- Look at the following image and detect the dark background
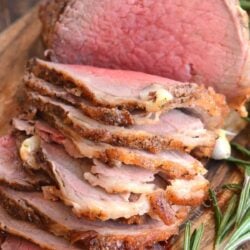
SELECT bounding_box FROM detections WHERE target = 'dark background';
[0,0,39,32]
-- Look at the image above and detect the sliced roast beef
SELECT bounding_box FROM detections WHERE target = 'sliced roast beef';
[28,58,228,129]
[0,186,181,250]
[1,235,42,250]
[39,141,207,212]
[0,204,79,250]
[39,141,153,221]
[0,135,49,191]
[25,73,134,126]
[28,91,216,156]
[39,0,250,113]
[84,160,156,194]
[35,118,206,178]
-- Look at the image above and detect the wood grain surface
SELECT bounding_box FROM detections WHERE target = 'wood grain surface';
[0,0,39,32]
[0,4,248,250]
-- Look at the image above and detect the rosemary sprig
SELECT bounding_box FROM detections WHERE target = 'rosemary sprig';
[210,166,250,250]
[226,156,250,167]
[236,168,250,225]
[240,0,250,10]
[184,222,204,250]
[222,183,242,191]
[231,143,250,157]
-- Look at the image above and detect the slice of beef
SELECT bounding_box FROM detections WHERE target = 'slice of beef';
[27,58,228,130]
[0,186,181,250]
[35,118,206,178]
[0,204,79,250]
[39,141,207,211]
[1,235,42,250]
[39,141,152,221]
[39,0,250,113]
[0,135,49,191]
[28,91,216,156]
[84,159,156,194]
[25,73,134,126]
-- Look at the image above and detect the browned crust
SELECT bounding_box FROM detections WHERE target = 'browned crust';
[39,0,69,49]
[0,188,179,250]
[24,73,134,126]
[149,191,176,225]
[34,115,206,179]
[27,92,216,156]
[27,58,229,130]
[166,184,209,206]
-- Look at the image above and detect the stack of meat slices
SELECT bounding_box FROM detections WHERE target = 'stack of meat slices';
[0,58,229,250]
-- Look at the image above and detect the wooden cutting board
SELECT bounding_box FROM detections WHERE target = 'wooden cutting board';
[0,5,248,250]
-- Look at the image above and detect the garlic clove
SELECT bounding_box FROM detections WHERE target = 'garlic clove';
[20,136,40,169]
[139,84,173,112]
[212,130,231,160]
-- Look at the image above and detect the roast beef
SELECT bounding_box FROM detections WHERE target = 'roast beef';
[25,73,134,126]
[15,118,193,178]
[0,135,49,191]
[34,118,206,179]
[84,160,156,194]
[0,204,79,250]
[28,91,216,156]
[39,0,250,113]
[1,235,42,250]
[28,58,228,129]
[0,186,182,249]
[38,141,186,222]
[38,140,207,215]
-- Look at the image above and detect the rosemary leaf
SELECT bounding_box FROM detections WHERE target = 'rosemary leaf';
[240,0,250,10]
[236,173,250,225]
[225,215,250,250]
[190,228,197,248]
[225,232,250,250]
[191,224,204,250]
[222,183,242,191]
[226,156,250,167]
[220,215,236,242]
[216,195,238,245]
[231,143,250,157]
[209,189,222,231]
[184,221,191,250]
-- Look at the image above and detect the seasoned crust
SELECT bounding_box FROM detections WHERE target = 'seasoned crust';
[24,73,134,127]
[39,0,69,49]
[27,92,216,156]
[27,58,229,130]
[0,187,180,250]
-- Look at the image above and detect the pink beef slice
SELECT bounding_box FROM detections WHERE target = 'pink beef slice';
[40,0,250,114]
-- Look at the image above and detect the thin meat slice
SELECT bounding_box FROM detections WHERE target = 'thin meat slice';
[0,205,79,250]
[28,58,228,129]
[84,160,156,194]
[39,141,193,223]
[39,141,151,221]
[28,92,216,156]
[0,187,181,250]
[0,135,49,191]
[25,73,134,126]
[1,235,42,250]
[35,118,207,178]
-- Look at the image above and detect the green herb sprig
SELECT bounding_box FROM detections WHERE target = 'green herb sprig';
[183,141,250,250]
[210,141,250,250]
[184,221,204,250]
[240,0,250,11]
